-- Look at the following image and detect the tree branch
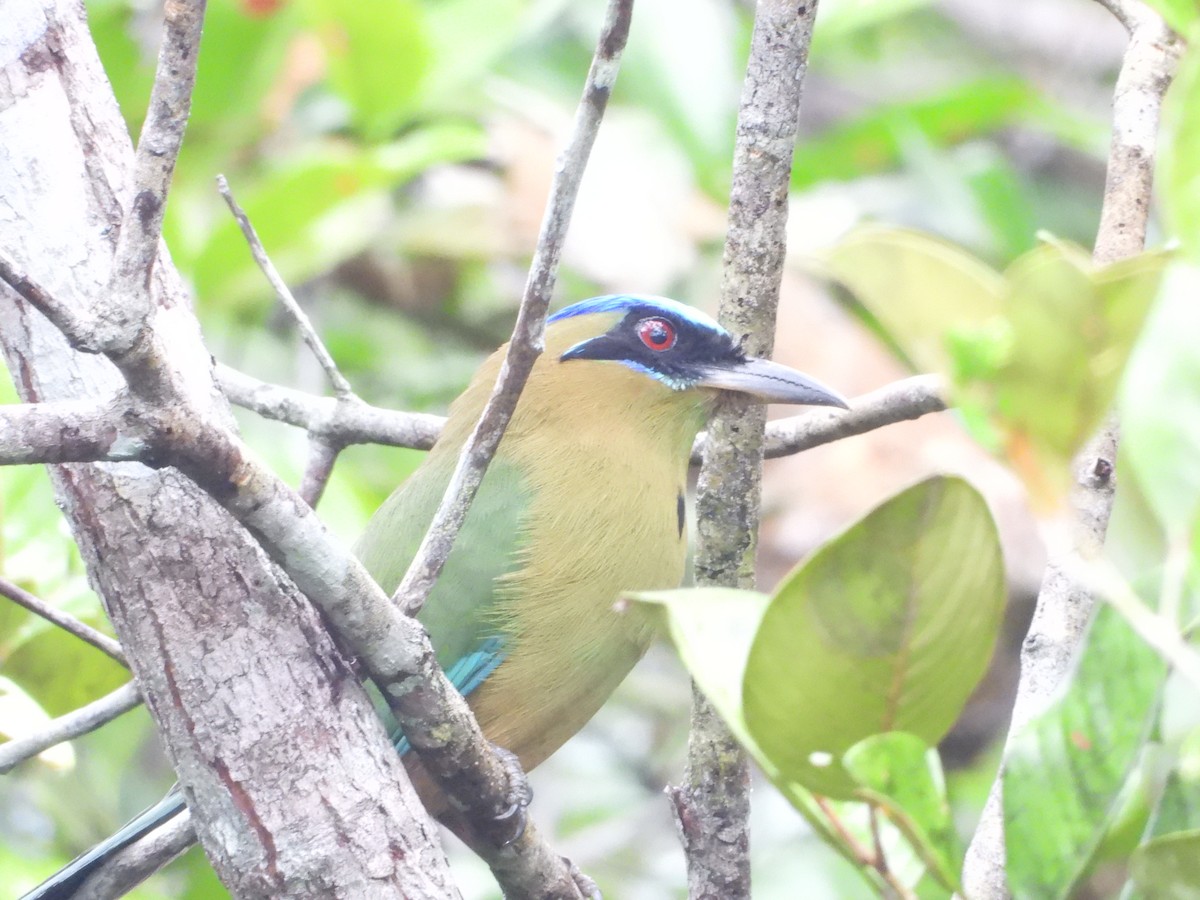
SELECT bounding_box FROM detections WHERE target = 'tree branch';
[0,681,141,774]
[390,0,634,620]
[216,365,444,450]
[91,0,205,357]
[2,0,634,894]
[0,577,127,665]
[3,0,458,894]
[75,812,197,900]
[960,4,1182,896]
[217,175,354,398]
[671,2,822,898]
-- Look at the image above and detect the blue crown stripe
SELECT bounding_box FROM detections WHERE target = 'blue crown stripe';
[549,294,721,333]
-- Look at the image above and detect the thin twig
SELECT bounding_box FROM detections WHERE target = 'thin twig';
[0,681,142,773]
[299,437,340,507]
[391,0,634,620]
[216,176,354,397]
[0,577,127,666]
[960,5,1182,896]
[813,797,915,899]
[673,2,823,898]
[92,0,207,357]
[695,374,947,464]
[1089,558,1200,693]
[217,364,443,450]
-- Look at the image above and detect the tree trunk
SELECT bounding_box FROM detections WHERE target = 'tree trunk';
[0,2,458,896]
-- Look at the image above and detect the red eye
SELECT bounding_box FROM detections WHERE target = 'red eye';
[637,317,676,351]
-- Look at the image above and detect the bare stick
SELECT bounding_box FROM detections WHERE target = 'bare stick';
[0,682,142,773]
[76,812,197,900]
[0,393,152,466]
[299,437,340,507]
[391,0,634,619]
[692,374,947,464]
[0,577,127,666]
[220,364,945,462]
[217,365,443,450]
[216,175,354,397]
[92,0,207,356]
[673,3,822,898]
[960,5,1182,896]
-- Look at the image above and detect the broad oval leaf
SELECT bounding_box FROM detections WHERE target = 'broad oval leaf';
[1129,830,1200,900]
[843,732,961,895]
[820,224,1006,373]
[1003,604,1166,899]
[993,244,1168,507]
[626,587,771,761]
[743,476,1005,799]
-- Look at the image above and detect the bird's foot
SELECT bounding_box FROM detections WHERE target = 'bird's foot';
[566,858,602,899]
[490,742,533,846]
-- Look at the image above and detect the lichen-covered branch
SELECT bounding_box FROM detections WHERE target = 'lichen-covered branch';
[960,4,1182,896]
[670,2,822,898]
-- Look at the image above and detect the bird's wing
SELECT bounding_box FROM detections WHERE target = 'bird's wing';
[354,451,530,696]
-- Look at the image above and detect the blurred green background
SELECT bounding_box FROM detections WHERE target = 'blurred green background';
[0,0,1178,896]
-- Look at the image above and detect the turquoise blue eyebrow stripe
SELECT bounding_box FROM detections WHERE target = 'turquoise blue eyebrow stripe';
[549,294,721,333]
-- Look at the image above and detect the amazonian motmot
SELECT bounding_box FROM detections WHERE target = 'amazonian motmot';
[26,295,847,898]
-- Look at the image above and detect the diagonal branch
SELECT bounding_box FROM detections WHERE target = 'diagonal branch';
[390,0,635,620]
[960,4,1183,896]
[0,681,142,773]
[92,0,207,357]
[0,577,127,666]
[217,175,354,398]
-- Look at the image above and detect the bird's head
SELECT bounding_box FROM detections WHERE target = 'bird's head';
[550,294,849,409]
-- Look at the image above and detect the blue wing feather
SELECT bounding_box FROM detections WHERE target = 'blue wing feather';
[392,636,506,755]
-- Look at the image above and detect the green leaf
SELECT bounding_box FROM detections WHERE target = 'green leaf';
[300,0,431,140]
[1163,45,1200,262]
[823,228,1168,509]
[812,0,936,42]
[1121,264,1200,537]
[994,245,1167,503]
[187,123,485,310]
[1141,0,1200,39]
[3,625,128,718]
[1003,604,1167,899]
[820,225,1006,373]
[627,586,769,760]
[843,732,961,894]
[743,476,1005,799]
[791,78,1038,188]
[1129,830,1200,899]
[421,0,534,109]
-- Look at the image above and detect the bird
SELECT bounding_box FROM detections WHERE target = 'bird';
[24,294,847,898]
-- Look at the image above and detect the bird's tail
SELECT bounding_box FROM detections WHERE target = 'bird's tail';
[21,786,187,900]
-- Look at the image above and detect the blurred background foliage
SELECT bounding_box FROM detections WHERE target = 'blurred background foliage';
[3,0,1199,896]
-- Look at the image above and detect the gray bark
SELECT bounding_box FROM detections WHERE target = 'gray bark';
[0,2,456,896]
